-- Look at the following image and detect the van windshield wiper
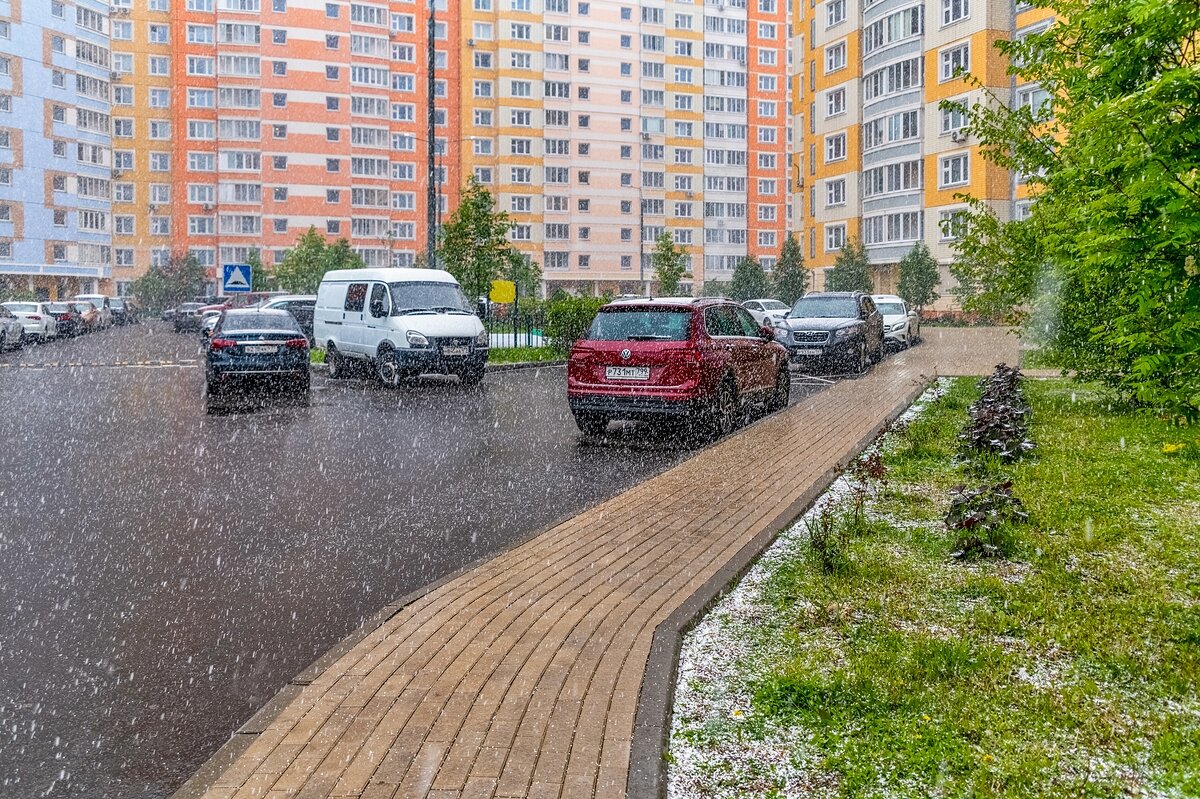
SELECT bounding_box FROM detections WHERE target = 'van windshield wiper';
[627,334,672,340]
[394,308,436,315]
[430,306,472,315]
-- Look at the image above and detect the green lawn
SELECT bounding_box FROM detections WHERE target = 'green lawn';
[485,346,561,365]
[672,378,1200,798]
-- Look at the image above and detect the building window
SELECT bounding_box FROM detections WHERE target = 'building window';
[825,224,847,251]
[825,133,847,163]
[826,0,845,27]
[940,42,970,81]
[939,208,969,240]
[941,98,969,133]
[940,153,970,187]
[826,179,846,207]
[825,42,846,73]
[942,0,968,25]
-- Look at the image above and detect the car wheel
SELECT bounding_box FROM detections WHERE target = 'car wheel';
[326,344,348,380]
[574,412,608,437]
[0,330,6,351]
[853,342,868,375]
[376,348,404,388]
[769,365,790,412]
[709,379,738,438]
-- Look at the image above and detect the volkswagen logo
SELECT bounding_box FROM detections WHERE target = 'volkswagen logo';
[620,348,631,360]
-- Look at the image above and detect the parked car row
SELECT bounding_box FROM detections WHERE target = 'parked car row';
[173,294,316,344]
[0,295,137,351]
[564,292,923,438]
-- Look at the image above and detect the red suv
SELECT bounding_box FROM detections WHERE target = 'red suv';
[567,298,791,437]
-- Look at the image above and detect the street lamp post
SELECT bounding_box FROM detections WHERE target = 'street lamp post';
[425,0,438,269]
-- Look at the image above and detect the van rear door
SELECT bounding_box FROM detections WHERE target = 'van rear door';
[315,281,349,350]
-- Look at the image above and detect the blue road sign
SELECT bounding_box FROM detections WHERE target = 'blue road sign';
[222,263,252,293]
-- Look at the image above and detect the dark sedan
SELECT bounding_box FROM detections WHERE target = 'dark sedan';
[173,302,207,332]
[773,292,884,374]
[205,309,310,402]
[46,302,83,337]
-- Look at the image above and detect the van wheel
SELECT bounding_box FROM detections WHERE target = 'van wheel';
[326,345,348,379]
[376,348,404,388]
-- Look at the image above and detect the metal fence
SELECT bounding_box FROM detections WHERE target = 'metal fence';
[484,309,548,349]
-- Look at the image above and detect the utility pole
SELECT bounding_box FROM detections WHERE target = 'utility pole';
[425,0,437,269]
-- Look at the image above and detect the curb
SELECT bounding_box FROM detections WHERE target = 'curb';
[626,376,933,799]
[307,358,566,374]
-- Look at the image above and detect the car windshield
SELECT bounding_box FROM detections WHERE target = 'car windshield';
[588,307,692,341]
[760,300,788,311]
[790,296,858,318]
[219,312,300,333]
[875,302,906,315]
[388,281,472,315]
[5,303,38,313]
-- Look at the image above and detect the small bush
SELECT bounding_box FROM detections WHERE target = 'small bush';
[544,296,607,354]
[945,481,1027,559]
[961,363,1036,461]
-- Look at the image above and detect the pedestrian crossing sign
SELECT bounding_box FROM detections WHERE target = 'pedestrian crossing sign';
[222,263,252,293]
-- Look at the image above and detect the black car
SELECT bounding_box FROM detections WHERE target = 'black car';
[173,302,206,332]
[45,302,83,337]
[205,309,310,400]
[774,292,885,373]
[110,297,137,325]
[258,295,316,344]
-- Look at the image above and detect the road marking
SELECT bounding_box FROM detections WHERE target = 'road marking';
[0,361,199,370]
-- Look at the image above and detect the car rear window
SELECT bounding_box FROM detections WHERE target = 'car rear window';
[5,303,38,313]
[47,303,71,312]
[220,312,300,333]
[588,307,692,341]
[791,296,858,318]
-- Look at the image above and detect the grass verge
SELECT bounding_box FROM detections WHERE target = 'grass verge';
[485,346,561,365]
[669,378,1200,798]
[309,348,325,364]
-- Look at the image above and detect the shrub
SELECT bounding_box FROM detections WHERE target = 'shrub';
[544,296,606,354]
[945,481,1028,559]
[961,363,1036,461]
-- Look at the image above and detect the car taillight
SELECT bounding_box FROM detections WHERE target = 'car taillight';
[29,315,42,320]
[209,338,237,351]
[285,337,308,349]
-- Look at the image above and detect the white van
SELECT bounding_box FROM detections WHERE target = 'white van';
[314,268,488,386]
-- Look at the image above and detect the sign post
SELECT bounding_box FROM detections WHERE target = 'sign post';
[222,263,253,294]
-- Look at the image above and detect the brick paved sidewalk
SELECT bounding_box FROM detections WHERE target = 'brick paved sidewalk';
[175,327,1020,799]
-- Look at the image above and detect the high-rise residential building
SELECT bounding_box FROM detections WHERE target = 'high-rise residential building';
[458,0,791,294]
[798,0,1026,304]
[3,0,1042,301]
[0,0,114,298]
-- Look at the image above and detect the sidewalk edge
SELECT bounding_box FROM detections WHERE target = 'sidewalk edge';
[626,376,933,799]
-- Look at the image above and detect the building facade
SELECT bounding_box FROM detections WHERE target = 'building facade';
[797,0,1030,305]
[1,0,114,298]
[2,0,1044,301]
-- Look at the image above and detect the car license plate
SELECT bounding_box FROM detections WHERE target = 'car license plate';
[605,366,650,380]
[442,346,469,356]
[244,345,278,354]
[795,348,823,357]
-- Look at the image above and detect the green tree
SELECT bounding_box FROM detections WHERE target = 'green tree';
[651,232,689,296]
[727,256,773,301]
[948,0,1200,419]
[699,279,730,297]
[437,177,527,301]
[274,228,364,294]
[247,249,275,292]
[129,250,208,309]
[824,238,873,293]
[774,233,808,306]
[896,242,940,308]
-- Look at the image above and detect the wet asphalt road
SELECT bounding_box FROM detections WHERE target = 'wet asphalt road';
[0,323,826,798]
